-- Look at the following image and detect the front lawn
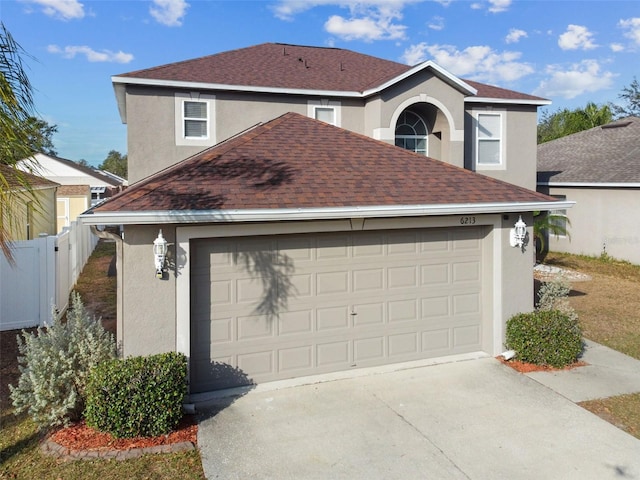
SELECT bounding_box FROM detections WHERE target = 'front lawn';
[543,252,640,439]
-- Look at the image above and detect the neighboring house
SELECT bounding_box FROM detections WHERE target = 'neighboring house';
[537,116,640,264]
[18,153,127,233]
[81,43,570,395]
[0,164,58,241]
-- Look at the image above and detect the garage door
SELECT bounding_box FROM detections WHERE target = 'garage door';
[190,227,487,392]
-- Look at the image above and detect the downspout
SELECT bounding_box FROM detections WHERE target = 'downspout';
[90,226,124,356]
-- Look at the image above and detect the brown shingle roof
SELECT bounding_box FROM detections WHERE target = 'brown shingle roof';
[0,164,59,190]
[537,116,640,184]
[116,43,546,102]
[94,112,554,214]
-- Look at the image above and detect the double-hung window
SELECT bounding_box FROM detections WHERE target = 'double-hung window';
[175,92,215,146]
[476,112,503,167]
[184,101,208,138]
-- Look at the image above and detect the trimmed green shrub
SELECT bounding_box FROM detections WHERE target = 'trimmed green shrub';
[85,352,187,438]
[9,292,116,427]
[505,310,583,368]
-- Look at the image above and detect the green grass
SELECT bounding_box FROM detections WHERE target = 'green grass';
[0,408,204,480]
[543,252,640,439]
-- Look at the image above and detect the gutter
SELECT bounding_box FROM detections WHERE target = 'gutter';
[538,181,640,188]
[80,201,576,226]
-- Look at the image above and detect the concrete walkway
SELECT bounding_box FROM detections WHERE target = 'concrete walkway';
[197,344,640,480]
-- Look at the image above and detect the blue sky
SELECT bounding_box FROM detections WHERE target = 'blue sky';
[2,0,639,167]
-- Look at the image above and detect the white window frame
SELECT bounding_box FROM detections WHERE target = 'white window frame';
[549,194,569,238]
[395,110,429,156]
[474,111,505,170]
[307,99,341,126]
[175,92,215,146]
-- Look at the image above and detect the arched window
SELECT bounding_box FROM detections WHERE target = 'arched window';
[395,110,428,155]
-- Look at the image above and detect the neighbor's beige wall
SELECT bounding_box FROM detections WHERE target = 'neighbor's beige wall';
[545,187,640,265]
[56,195,90,232]
[120,224,177,357]
[5,186,57,240]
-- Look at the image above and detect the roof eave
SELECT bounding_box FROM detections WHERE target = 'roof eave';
[111,76,363,99]
[80,201,575,226]
[113,82,127,123]
[111,61,479,101]
[362,61,478,97]
[538,181,640,188]
[466,97,551,106]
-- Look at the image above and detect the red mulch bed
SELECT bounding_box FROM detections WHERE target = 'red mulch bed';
[497,356,587,373]
[50,416,197,451]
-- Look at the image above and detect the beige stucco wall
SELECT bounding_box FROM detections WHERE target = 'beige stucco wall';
[501,212,535,325]
[464,105,538,190]
[543,186,640,265]
[118,215,535,359]
[119,224,177,357]
[124,74,480,183]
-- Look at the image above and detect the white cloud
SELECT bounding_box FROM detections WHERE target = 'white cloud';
[619,17,640,46]
[401,42,533,84]
[428,16,444,31]
[558,24,597,51]
[325,14,406,41]
[322,2,423,42]
[272,0,422,21]
[505,28,527,44]
[469,0,511,13]
[21,0,84,20]
[488,0,511,13]
[47,44,134,63]
[610,43,625,52]
[149,0,189,27]
[533,60,615,99]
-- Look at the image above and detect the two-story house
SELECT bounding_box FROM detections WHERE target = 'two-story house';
[82,43,570,395]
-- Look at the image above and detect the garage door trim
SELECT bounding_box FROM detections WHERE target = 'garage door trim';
[176,214,504,389]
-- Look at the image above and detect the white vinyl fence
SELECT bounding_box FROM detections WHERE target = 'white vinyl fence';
[0,221,98,331]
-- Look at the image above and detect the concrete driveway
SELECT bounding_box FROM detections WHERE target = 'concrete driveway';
[197,351,640,480]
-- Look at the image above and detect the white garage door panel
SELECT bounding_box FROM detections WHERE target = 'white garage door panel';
[190,227,486,392]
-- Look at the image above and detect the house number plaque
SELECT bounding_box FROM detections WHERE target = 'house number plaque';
[459,216,476,225]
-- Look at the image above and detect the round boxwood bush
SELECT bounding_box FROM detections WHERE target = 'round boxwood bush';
[505,310,583,368]
[85,352,187,438]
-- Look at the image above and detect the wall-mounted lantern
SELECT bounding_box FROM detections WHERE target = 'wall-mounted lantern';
[509,215,527,249]
[153,229,168,278]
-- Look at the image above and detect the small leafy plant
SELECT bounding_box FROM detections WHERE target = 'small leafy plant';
[85,352,187,438]
[9,292,116,427]
[506,310,582,368]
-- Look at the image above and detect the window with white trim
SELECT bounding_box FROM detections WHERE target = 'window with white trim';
[175,92,215,146]
[314,107,336,125]
[395,110,428,155]
[476,112,502,166]
[549,195,568,237]
[184,101,208,138]
[307,100,341,126]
